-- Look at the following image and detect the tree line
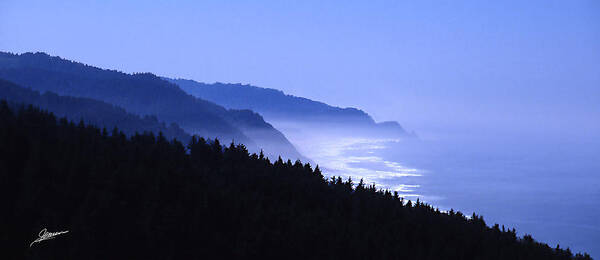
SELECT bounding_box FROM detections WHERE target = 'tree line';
[0,101,592,259]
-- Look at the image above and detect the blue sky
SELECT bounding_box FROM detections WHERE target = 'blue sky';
[1,0,598,137]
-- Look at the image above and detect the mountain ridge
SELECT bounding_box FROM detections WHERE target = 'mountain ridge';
[166,77,413,137]
[0,51,305,160]
[0,78,191,142]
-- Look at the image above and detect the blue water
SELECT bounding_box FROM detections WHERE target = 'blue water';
[298,132,600,257]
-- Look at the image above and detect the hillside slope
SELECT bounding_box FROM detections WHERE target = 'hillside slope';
[0,78,191,142]
[0,52,304,160]
[167,78,412,137]
[0,102,591,259]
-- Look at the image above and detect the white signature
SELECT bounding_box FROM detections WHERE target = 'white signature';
[30,228,69,247]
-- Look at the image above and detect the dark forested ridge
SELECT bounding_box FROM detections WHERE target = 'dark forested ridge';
[0,51,304,161]
[0,101,591,259]
[166,77,414,137]
[0,78,191,142]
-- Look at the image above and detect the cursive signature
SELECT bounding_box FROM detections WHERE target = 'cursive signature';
[30,228,69,247]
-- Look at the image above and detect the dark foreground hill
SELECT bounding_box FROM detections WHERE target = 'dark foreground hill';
[167,78,414,137]
[0,52,304,161]
[0,78,190,142]
[0,101,591,259]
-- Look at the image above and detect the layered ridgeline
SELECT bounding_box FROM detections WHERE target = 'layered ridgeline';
[167,78,415,138]
[0,52,303,161]
[0,102,591,259]
[0,79,190,142]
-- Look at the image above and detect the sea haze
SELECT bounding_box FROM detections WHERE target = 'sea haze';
[278,124,600,258]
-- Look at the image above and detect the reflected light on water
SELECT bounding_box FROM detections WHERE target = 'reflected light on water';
[304,137,424,198]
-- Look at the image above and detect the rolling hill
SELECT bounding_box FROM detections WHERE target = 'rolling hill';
[0,52,304,160]
[167,78,414,138]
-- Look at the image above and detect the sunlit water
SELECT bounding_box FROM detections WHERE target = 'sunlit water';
[284,130,600,258]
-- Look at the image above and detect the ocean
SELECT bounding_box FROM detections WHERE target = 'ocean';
[292,131,600,257]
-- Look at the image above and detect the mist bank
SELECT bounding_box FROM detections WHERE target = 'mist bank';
[0,52,305,161]
[166,78,415,139]
[291,120,600,258]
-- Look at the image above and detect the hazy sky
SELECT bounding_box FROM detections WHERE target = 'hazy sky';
[1,0,598,137]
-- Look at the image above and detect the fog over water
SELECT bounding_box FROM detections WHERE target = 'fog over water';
[2,0,597,256]
[272,120,600,258]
